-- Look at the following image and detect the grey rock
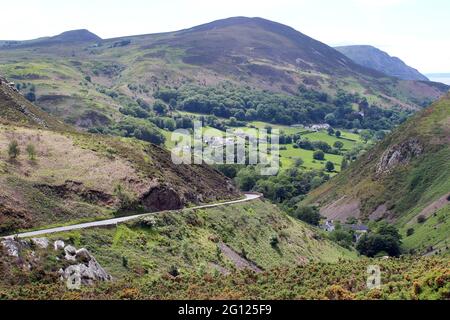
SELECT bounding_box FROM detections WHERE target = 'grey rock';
[59,248,112,286]
[54,240,65,251]
[376,138,423,176]
[31,238,49,249]
[1,239,20,257]
[64,245,77,261]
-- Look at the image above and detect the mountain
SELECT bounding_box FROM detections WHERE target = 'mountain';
[0,29,101,47]
[303,94,450,254]
[48,29,102,43]
[335,45,429,81]
[0,75,240,235]
[0,17,447,130]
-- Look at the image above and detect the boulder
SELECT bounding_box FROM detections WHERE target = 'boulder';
[1,239,20,257]
[59,247,112,287]
[31,238,49,249]
[64,245,77,261]
[54,240,65,251]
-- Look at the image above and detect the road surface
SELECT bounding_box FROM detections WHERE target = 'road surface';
[2,193,261,239]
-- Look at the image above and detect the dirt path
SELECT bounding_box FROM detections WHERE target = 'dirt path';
[218,242,262,273]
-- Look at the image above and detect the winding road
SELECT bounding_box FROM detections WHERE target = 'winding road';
[2,193,262,239]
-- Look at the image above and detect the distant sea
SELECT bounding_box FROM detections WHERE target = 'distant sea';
[425,73,450,85]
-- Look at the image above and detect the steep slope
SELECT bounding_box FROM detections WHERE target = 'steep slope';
[303,94,450,254]
[335,45,429,81]
[0,76,240,235]
[0,199,359,299]
[0,76,66,130]
[0,17,447,128]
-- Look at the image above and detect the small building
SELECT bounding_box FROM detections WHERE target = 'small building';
[306,124,331,132]
[320,220,335,232]
[343,224,369,241]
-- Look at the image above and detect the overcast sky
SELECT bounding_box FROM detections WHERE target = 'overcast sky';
[1,0,449,73]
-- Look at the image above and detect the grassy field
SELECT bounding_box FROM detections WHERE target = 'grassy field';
[279,145,344,172]
[162,118,362,174]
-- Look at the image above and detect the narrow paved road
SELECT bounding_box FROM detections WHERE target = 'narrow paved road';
[2,193,261,239]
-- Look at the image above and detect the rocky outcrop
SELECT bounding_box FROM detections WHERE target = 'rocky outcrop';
[34,180,114,206]
[375,138,423,176]
[1,238,112,287]
[59,246,112,286]
[140,185,184,211]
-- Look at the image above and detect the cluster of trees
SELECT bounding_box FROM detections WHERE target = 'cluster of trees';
[228,163,331,205]
[15,82,36,102]
[356,223,402,257]
[89,117,165,145]
[154,84,408,130]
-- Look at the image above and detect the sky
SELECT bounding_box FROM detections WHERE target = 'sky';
[1,0,449,73]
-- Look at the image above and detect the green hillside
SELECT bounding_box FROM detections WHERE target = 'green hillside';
[304,94,450,254]
[0,76,240,235]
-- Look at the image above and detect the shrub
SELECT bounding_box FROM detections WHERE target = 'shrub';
[26,144,36,161]
[270,235,279,248]
[313,150,325,161]
[8,140,20,160]
[333,141,344,149]
[325,161,335,172]
[417,215,426,223]
[168,265,179,277]
[406,228,414,237]
[24,92,36,102]
[294,206,321,226]
[114,184,134,210]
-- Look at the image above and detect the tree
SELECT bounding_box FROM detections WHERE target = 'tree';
[327,127,335,136]
[329,229,353,248]
[26,144,36,161]
[8,140,20,160]
[325,161,335,172]
[333,141,344,150]
[356,234,401,257]
[356,223,402,257]
[153,100,168,115]
[235,167,258,191]
[294,206,321,226]
[163,118,176,131]
[25,92,36,102]
[325,113,336,126]
[335,130,342,138]
[313,150,325,161]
